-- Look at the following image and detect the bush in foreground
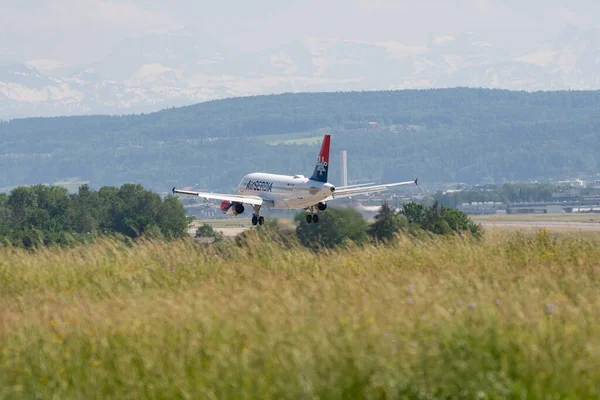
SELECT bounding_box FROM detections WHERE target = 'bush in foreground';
[291,202,482,250]
[294,207,369,249]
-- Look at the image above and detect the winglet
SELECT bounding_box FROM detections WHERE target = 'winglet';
[414,178,418,186]
[172,186,176,194]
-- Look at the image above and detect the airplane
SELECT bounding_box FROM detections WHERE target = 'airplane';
[172,134,417,225]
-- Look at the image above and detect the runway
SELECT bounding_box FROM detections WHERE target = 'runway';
[479,221,600,231]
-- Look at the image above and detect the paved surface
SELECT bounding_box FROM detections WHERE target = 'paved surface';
[480,221,600,230]
[188,225,250,237]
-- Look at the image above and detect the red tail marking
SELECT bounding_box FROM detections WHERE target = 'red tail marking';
[318,134,331,164]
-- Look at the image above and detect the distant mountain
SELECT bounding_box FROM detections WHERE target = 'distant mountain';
[2,27,600,118]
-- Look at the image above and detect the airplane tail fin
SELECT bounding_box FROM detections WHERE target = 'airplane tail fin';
[309,134,330,183]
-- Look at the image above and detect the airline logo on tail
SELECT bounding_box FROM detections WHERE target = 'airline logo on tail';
[310,134,330,183]
[315,156,328,176]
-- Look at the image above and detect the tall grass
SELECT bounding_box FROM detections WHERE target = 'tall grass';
[1,230,600,399]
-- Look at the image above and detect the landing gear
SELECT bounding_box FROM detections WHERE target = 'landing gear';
[305,205,320,224]
[251,205,264,226]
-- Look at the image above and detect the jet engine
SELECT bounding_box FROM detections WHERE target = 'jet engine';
[317,202,327,211]
[220,200,245,216]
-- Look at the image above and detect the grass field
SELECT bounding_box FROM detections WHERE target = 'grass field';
[2,231,600,398]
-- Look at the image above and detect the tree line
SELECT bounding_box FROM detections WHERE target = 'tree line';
[0,182,480,250]
[433,182,597,208]
[2,88,600,192]
[0,184,189,248]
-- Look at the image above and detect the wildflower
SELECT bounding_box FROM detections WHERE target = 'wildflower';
[468,303,477,310]
[546,304,555,315]
[495,299,502,306]
[407,298,414,305]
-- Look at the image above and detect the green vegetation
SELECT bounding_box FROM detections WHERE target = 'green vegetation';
[3,88,600,191]
[194,223,223,241]
[401,201,482,237]
[2,230,600,398]
[368,203,409,241]
[434,182,581,207]
[290,202,480,249]
[0,178,480,249]
[294,207,370,249]
[0,184,188,248]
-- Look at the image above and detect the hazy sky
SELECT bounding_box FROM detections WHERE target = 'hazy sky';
[0,0,597,65]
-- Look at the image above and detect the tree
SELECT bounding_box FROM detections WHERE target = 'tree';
[442,207,482,237]
[295,207,369,249]
[157,196,189,239]
[368,203,407,242]
[400,202,426,225]
[7,187,38,225]
[0,183,191,247]
[400,201,482,238]
[195,223,223,241]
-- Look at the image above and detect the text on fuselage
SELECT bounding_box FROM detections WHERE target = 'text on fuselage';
[246,180,273,192]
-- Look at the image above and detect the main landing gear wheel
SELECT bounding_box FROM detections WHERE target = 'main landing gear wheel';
[251,205,263,227]
[306,214,319,223]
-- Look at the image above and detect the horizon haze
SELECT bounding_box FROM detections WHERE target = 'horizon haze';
[2,0,600,118]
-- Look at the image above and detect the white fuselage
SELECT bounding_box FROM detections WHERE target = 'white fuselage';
[237,172,334,209]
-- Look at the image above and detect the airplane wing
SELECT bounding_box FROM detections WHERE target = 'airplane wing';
[331,179,418,199]
[336,182,375,190]
[172,187,265,206]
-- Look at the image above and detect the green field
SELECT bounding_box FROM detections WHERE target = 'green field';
[0,177,89,195]
[253,130,330,145]
[2,231,600,398]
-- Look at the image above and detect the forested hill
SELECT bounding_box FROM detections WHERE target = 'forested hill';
[1,88,600,192]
